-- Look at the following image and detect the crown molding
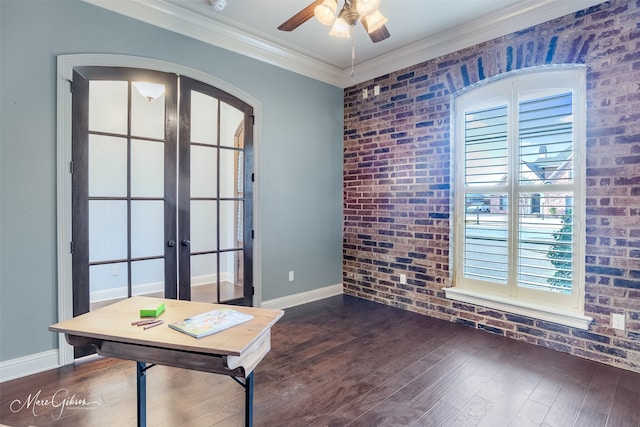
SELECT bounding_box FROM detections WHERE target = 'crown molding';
[84,0,605,89]
[82,0,346,87]
[347,0,605,86]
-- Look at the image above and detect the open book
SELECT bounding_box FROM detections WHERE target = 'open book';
[169,308,253,338]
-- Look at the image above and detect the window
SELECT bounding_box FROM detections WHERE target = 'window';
[445,68,591,329]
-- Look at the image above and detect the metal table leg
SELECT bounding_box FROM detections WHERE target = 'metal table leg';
[136,362,146,427]
[136,362,156,427]
[138,361,253,426]
[232,372,255,426]
[245,372,254,427]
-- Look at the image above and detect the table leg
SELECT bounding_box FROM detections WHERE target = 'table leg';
[245,371,254,427]
[137,361,147,427]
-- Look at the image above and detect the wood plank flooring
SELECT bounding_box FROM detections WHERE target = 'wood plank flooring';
[1,295,639,426]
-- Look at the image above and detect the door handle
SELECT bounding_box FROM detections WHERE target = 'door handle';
[181,239,191,247]
[167,240,176,247]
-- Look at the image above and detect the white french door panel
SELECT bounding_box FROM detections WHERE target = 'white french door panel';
[56,54,263,366]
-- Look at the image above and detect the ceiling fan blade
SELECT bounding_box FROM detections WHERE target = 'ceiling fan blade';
[278,0,324,31]
[362,21,390,43]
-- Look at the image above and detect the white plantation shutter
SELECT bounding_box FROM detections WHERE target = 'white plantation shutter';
[517,92,574,293]
[463,104,508,284]
[464,105,508,187]
[452,68,586,315]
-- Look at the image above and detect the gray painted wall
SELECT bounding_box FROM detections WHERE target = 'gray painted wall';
[0,0,343,361]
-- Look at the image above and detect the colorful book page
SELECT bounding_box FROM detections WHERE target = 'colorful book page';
[168,308,253,338]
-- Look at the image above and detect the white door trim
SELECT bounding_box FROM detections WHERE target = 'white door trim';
[56,54,263,366]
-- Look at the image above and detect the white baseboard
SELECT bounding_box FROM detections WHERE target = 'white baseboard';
[0,350,59,383]
[90,281,165,303]
[260,283,344,310]
[90,275,226,303]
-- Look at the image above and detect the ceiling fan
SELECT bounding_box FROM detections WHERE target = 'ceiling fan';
[278,0,390,43]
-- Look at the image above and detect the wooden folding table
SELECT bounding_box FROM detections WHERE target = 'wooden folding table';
[50,296,284,427]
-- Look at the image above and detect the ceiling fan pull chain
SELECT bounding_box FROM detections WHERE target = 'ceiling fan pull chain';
[351,25,355,77]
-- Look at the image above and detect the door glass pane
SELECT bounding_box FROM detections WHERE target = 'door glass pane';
[131,139,164,197]
[190,253,217,303]
[220,102,244,148]
[131,200,164,258]
[191,91,218,146]
[220,251,244,302]
[131,84,165,139]
[191,145,217,198]
[89,134,127,197]
[190,200,217,253]
[220,201,242,250]
[132,259,165,297]
[220,148,241,199]
[89,81,128,134]
[90,262,128,308]
[89,200,127,263]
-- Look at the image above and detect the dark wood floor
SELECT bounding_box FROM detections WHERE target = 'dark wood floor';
[2,295,639,426]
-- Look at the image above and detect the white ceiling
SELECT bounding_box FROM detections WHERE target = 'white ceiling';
[85,0,604,88]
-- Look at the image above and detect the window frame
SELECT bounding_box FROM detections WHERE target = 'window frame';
[445,67,591,330]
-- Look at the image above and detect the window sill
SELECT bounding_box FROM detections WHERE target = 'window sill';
[443,287,592,330]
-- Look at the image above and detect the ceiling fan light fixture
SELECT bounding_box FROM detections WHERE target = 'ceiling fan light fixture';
[314,0,338,26]
[363,9,388,33]
[329,16,351,38]
[355,0,380,17]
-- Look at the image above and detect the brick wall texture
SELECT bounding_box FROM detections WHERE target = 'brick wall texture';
[343,0,640,373]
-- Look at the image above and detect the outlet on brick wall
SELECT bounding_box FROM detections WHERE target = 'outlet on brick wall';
[612,313,625,331]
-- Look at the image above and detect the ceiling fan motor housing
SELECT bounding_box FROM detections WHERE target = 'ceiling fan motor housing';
[341,0,361,26]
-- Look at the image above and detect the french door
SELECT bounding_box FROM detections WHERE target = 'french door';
[178,76,254,303]
[71,67,253,355]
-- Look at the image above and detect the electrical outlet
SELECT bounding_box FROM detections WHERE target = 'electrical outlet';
[362,88,368,99]
[612,313,625,331]
[400,274,407,284]
[374,85,380,96]
[111,265,120,276]
[288,271,294,282]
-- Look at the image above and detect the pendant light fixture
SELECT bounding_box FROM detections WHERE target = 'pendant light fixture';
[362,9,387,33]
[355,0,380,16]
[314,0,338,26]
[132,82,165,102]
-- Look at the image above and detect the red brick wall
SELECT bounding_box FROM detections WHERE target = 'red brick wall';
[343,0,640,373]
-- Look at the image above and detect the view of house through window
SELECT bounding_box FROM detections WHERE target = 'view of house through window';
[452,68,585,313]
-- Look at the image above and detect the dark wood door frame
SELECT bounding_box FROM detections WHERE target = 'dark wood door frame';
[71,68,254,359]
